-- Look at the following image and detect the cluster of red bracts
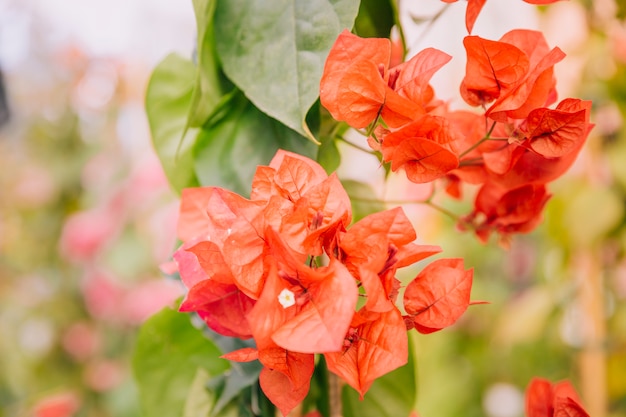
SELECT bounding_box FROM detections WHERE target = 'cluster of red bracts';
[173,150,474,415]
[320,29,593,246]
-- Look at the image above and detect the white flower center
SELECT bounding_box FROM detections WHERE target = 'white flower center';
[277,288,296,308]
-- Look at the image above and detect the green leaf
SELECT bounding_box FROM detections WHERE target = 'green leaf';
[342,180,386,223]
[146,53,200,194]
[132,307,230,417]
[354,0,395,38]
[187,0,231,127]
[214,0,360,142]
[193,92,317,197]
[342,332,419,417]
[182,368,214,417]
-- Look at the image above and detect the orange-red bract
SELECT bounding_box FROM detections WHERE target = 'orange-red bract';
[463,182,551,244]
[179,279,255,338]
[525,378,590,417]
[324,307,408,398]
[339,207,441,312]
[381,115,460,183]
[320,30,450,129]
[461,35,529,106]
[403,258,474,333]
[525,98,591,158]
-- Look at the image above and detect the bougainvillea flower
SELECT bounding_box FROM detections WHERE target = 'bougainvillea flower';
[461,30,565,122]
[320,30,449,129]
[525,377,590,417]
[381,115,460,183]
[403,258,474,334]
[324,307,408,398]
[462,181,551,244]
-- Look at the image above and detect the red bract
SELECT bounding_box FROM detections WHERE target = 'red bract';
[462,182,551,244]
[177,187,267,298]
[320,30,449,129]
[525,378,590,417]
[403,258,474,334]
[381,115,460,183]
[524,98,591,158]
[324,307,408,398]
[461,30,564,122]
[259,228,358,354]
[339,207,441,312]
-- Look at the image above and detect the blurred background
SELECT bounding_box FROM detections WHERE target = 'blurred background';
[0,0,625,417]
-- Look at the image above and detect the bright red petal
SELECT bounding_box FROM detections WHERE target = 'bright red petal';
[461,35,529,106]
[394,47,452,106]
[179,279,255,338]
[465,0,487,33]
[220,347,259,362]
[325,308,408,398]
[271,259,358,353]
[525,378,554,417]
[259,366,312,417]
[404,258,474,332]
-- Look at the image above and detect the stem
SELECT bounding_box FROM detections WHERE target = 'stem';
[424,201,459,222]
[459,121,497,158]
[391,0,408,59]
[336,136,377,156]
[329,372,343,417]
[349,196,460,222]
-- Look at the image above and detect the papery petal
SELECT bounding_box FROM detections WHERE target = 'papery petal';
[526,99,591,158]
[260,366,312,417]
[179,279,255,338]
[404,258,473,332]
[325,308,408,398]
[272,259,358,353]
[525,377,554,417]
[320,30,391,117]
[388,138,459,183]
[221,347,259,362]
[394,48,451,106]
[465,0,487,33]
[461,35,529,106]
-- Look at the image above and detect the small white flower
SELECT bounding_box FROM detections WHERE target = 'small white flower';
[277,288,296,308]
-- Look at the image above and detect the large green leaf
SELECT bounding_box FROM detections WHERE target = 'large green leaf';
[187,0,230,127]
[193,92,317,197]
[146,53,200,194]
[342,332,419,417]
[214,0,360,142]
[354,0,395,38]
[132,307,230,417]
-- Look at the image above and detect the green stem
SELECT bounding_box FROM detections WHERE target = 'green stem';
[336,136,377,156]
[391,0,408,59]
[458,121,497,158]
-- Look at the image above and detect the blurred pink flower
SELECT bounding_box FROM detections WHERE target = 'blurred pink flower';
[32,391,81,417]
[81,269,182,324]
[120,278,182,324]
[83,359,125,392]
[61,322,101,361]
[81,270,125,321]
[13,165,57,208]
[610,21,626,64]
[59,209,121,263]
